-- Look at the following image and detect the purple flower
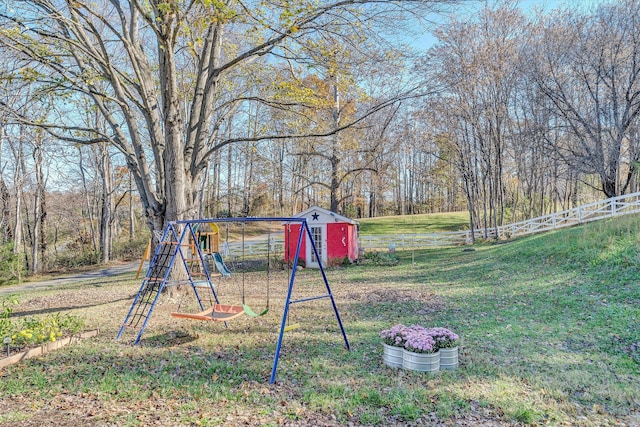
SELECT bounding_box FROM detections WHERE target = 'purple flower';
[428,327,459,349]
[380,324,408,347]
[380,324,426,347]
[382,324,459,351]
[403,331,437,354]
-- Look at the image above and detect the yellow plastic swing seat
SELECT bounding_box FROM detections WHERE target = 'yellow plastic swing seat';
[170,304,245,322]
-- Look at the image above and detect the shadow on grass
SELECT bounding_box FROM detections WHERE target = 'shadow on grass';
[10,295,137,318]
[142,330,201,347]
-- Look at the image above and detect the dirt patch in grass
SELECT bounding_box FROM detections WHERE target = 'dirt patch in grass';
[345,288,441,305]
[341,287,444,319]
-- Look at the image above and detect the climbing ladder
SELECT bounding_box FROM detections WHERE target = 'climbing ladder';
[117,223,220,344]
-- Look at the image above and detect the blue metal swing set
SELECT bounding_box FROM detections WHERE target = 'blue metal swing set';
[116,217,350,383]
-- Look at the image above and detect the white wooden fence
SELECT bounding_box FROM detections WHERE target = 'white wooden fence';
[358,231,471,252]
[221,192,640,256]
[358,191,640,252]
[490,191,640,238]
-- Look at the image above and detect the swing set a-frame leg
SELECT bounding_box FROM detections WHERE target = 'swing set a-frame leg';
[270,220,350,384]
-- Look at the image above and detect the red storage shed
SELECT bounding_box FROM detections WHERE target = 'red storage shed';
[284,206,359,268]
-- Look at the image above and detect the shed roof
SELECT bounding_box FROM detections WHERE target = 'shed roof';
[293,206,359,225]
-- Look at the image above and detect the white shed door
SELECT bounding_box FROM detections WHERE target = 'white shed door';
[307,225,324,268]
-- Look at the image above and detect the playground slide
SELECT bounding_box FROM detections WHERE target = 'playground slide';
[212,252,232,277]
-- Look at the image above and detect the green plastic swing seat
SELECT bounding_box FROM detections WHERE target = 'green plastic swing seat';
[242,304,269,317]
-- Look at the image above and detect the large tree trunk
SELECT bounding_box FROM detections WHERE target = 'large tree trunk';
[78,147,98,253]
[0,127,12,242]
[128,171,135,241]
[0,175,11,242]
[31,140,46,273]
[98,141,113,263]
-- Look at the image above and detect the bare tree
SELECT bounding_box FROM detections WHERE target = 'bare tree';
[535,0,640,198]
[426,5,527,236]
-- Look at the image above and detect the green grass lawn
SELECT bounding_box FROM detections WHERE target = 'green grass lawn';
[358,211,470,234]
[0,214,638,426]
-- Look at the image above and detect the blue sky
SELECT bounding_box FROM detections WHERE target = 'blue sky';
[409,0,609,51]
